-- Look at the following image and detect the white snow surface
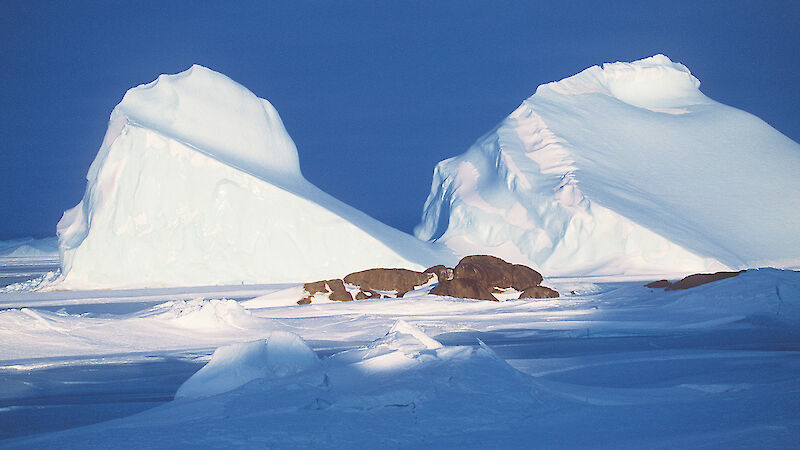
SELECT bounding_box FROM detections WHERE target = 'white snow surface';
[416,54,800,276]
[175,332,320,399]
[1,268,799,446]
[55,65,452,289]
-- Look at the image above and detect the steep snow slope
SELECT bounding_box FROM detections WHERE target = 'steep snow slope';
[417,55,800,276]
[56,65,452,289]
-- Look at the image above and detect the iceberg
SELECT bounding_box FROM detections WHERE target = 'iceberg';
[416,55,800,276]
[55,65,452,289]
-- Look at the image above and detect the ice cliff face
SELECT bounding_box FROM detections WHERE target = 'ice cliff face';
[56,65,452,289]
[416,55,800,276]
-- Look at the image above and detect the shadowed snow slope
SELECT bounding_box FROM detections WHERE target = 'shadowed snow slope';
[416,55,800,276]
[55,65,452,289]
[9,322,541,447]
[176,332,320,399]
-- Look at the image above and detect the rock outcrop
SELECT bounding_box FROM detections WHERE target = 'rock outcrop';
[423,265,453,282]
[300,279,353,303]
[453,255,543,291]
[645,280,672,289]
[429,278,497,301]
[665,271,745,290]
[519,286,560,299]
[428,255,558,301]
[644,271,746,291]
[343,268,433,297]
[297,255,558,304]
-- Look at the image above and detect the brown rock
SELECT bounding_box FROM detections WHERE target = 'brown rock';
[429,278,497,301]
[645,280,672,289]
[302,279,353,302]
[665,271,745,290]
[511,264,544,290]
[453,255,513,288]
[355,289,381,300]
[453,255,542,290]
[344,268,433,297]
[519,285,560,299]
[424,265,454,282]
[303,280,330,296]
[297,297,312,305]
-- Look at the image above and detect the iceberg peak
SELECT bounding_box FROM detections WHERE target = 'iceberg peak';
[115,64,302,184]
[536,54,708,109]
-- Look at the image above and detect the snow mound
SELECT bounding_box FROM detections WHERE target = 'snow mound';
[416,54,800,276]
[176,332,320,399]
[54,65,453,289]
[240,285,308,309]
[373,319,443,351]
[146,298,261,330]
[174,320,535,412]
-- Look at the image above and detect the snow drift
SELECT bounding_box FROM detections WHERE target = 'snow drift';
[176,332,320,399]
[55,65,452,289]
[175,320,536,409]
[416,55,800,276]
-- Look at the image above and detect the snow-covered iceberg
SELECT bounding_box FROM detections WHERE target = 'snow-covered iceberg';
[55,65,452,289]
[416,55,800,276]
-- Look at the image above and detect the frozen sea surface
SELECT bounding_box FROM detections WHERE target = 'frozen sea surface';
[1,263,799,447]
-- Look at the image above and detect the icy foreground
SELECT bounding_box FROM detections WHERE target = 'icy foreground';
[1,269,799,446]
[55,65,451,289]
[417,55,800,276]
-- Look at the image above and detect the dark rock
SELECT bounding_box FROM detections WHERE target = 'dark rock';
[511,264,544,290]
[296,297,312,305]
[645,280,672,289]
[344,268,433,297]
[519,285,560,299]
[665,271,745,290]
[429,278,497,301]
[453,255,513,288]
[453,255,542,291]
[303,280,330,296]
[302,279,353,302]
[355,289,381,300]
[424,265,453,282]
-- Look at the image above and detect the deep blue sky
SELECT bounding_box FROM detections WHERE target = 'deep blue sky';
[1,0,798,239]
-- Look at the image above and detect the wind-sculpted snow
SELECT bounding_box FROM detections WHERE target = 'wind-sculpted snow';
[145,298,262,331]
[417,54,800,275]
[176,332,320,399]
[55,65,452,289]
[3,270,800,446]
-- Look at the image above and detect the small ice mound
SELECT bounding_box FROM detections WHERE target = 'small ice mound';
[147,298,260,330]
[241,285,307,308]
[319,322,537,411]
[373,320,443,352]
[176,331,320,399]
